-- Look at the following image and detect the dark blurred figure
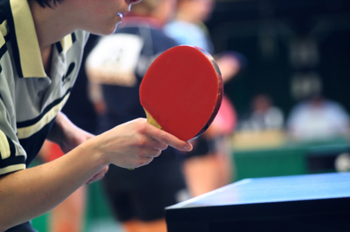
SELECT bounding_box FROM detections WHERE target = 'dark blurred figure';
[165,0,243,82]
[165,0,246,196]
[239,94,284,132]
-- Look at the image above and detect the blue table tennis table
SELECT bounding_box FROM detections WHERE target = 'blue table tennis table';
[166,172,350,232]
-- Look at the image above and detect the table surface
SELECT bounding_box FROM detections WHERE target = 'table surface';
[167,172,350,209]
[166,172,350,232]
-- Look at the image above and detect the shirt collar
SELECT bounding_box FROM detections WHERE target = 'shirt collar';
[9,0,74,78]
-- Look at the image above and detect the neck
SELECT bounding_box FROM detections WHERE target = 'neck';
[28,0,75,74]
[28,0,74,50]
[41,45,53,74]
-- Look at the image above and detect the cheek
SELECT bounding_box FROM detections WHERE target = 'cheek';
[83,2,123,34]
[92,16,121,35]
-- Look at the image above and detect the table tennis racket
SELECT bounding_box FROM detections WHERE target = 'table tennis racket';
[139,45,223,141]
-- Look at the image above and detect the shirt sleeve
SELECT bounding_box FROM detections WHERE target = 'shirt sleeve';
[0,70,27,176]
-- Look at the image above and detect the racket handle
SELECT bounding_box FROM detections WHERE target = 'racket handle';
[145,110,162,129]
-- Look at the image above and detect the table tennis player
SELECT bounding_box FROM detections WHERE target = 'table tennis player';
[0,0,192,231]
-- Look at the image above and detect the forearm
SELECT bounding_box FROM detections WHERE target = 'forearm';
[0,139,107,230]
[0,117,192,230]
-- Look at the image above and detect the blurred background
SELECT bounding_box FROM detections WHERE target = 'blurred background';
[32,0,350,231]
[206,0,350,179]
[209,0,350,117]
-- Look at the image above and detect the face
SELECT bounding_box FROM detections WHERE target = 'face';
[252,95,271,112]
[75,0,142,35]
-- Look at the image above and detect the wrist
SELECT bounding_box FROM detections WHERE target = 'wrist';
[80,136,111,167]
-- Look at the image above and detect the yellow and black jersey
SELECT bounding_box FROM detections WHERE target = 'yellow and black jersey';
[0,0,89,176]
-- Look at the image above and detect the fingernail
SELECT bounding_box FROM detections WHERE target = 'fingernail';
[184,144,192,151]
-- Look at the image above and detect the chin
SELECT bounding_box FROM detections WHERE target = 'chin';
[93,24,119,36]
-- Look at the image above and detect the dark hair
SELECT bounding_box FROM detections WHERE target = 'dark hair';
[33,0,64,8]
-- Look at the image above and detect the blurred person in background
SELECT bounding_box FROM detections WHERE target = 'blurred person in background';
[238,94,285,132]
[164,0,245,196]
[164,0,241,83]
[183,94,237,197]
[85,0,190,232]
[287,93,350,142]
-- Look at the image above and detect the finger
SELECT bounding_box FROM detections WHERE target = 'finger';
[101,165,109,174]
[86,172,105,184]
[86,165,109,185]
[140,148,162,159]
[150,140,168,151]
[147,126,193,152]
[139,156,154,167]
[128,155,155,170]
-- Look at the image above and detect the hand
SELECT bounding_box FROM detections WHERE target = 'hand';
[216,54,241,82]
[48,112,95,153]
[59,125,94,154]
[86,165,109,185]
[91,118,192,169]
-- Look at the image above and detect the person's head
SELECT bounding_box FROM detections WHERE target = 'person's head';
[70,0,143,35]
[28,0,143,37]
[252,94,273,113]
[130,0,176,24]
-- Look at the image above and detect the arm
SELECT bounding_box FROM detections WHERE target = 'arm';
[47,112,95,154]
[0,116,192,230]
[47,112,109,184]
[0,135,105,231]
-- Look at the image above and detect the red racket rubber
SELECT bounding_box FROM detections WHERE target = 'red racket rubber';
[140,45,223,141]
